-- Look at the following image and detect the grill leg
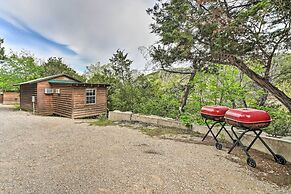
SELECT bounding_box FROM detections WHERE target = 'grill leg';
[228,127,287,167]
[214,122,225,139]
[214,122,235,142]
[228,129,250,158]
[231,126,239,139]
[253,130,286,165]
[223,124,235,142]
[202,119,211,141]
[230,126,243,146]
[255,130,276,156]
[246,130,262,152]
[202,119,220,142]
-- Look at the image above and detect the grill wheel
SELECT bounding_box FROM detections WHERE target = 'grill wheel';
[215,142,223,150]
[247,157,256,168]
[274,154,287,165]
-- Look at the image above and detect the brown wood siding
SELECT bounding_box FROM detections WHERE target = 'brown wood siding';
[20,84,37,111]
[52,85,73,118]
[72,87,107,119]
[36,81,53,115]
[36,75,77,116]
[3,92,20,105]
[0,94,3,103]
[19,75,108,118]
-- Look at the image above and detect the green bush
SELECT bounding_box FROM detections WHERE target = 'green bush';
[265,111,291,137]
[179,113,193,128]
[179,111,204,127]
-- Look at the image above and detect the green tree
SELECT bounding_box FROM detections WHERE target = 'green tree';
[272,54,291,84]
[109,50,133,83]
[42,57,84,81]
[0,52,43,90]
[148,0,291,112]
[86,50,135,111]
[85,62,117,84]
[145,1,205,113]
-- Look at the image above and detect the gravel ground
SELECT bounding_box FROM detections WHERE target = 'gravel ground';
[0,105,289,193]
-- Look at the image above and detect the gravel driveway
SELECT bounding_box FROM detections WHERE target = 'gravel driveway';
[0,105,289,193]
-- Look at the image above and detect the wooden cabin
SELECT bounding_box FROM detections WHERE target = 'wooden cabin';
[18,74,109,119]
[0,91,20,105]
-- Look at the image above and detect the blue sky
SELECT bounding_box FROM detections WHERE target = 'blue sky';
[0,0,156,72]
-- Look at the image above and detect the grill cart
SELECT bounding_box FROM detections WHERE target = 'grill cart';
[201,106,235,150]
[224,108,287,168]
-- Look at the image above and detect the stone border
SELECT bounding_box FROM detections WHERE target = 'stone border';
[108,110,291,162]
[109,110,188,129]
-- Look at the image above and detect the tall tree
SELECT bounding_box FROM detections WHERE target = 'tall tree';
[145,1,205,113]
[0,52,43,90]
[42,57,84,81]
[85,62,117,84]
[109,50,133,83]
[85,50,135,111]
[148,0,291,112]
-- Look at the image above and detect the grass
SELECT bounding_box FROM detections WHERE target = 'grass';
[13,103,20,111]
[90,117,114,126]
[138,126,201,137]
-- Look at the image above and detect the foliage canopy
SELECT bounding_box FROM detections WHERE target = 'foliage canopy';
[147,0,291,111]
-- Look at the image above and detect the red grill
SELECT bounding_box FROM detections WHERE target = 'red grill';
[200,106,287,168]
[200,106,234,150]
[225,108,286,168]
[224,108,272,129]
[201,106,229,122]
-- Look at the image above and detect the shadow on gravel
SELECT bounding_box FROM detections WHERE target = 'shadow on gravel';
[144,150,163,155]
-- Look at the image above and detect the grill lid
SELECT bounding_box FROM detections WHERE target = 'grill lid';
[200,106,229,117]
[224,108,272,124]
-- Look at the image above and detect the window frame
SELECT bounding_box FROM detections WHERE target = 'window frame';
[85,88,96,105]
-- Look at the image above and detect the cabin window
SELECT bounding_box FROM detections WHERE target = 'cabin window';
[86,89,96,104]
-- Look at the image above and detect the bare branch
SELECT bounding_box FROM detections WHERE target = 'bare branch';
[161,64,195,74]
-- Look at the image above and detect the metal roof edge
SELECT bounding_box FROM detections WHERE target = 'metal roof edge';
[15,74,82,85]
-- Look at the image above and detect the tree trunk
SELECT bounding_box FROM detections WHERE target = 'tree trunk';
[179,71,196,113]
[231,100,236,108]
[257,60,272,106]
[242,99,248,108]
[257,91,269,106]
[211,54,291,112]
[232,58,291,112]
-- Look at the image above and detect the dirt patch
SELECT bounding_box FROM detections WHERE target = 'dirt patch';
[223,143,291,187]
[167,136,291,187]
[122,122,291,187]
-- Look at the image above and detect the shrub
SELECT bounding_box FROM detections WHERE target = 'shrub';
[265,113,291,137]
[91,115,113,126]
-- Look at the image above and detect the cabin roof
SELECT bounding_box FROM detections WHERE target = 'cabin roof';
[16,74,81,85]
[15,74,110,87]
[48,80,81,84]
[48,80,110,87]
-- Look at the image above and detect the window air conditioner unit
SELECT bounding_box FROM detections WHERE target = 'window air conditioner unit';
[55,89,61,94]
[44,88,54,94]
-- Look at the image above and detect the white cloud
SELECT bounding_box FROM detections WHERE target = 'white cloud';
[0,0,157,72]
